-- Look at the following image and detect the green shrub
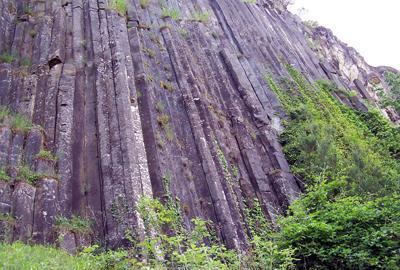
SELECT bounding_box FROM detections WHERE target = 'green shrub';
[266,66,400,196]
[136,196,239,269]
[244,199,296,270]
[279,193,400,269]
[267,65,400,269]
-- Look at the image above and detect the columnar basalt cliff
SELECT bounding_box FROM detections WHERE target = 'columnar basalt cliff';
[0,0,397,252]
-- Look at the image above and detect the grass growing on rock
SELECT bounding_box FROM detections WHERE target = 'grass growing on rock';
[110,0,127,16]
[36,150,57,162]
[0,52,15,64]
[17,165,41,185]
[0,168,10,182]
[161,7,180,21]
[192,11,211,23]
[55,215,92,235]
[0,106,33,133]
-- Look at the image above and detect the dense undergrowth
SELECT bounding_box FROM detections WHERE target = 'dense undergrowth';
[1,67,399,269]
[267,65,400,269]
[0,196,291,270]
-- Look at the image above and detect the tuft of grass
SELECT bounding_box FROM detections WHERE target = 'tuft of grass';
[0,242,104,269]
[139,0,150,9]
[155,101,165,113]
[55,215,92,235]
[242,0,257,4]
[142,47,156,58]
[160,80,173,92]
[161,7,180,21]
[0,106,11,123]
[20,57,31,67]
[110,0,127,16]
[165,125,174,142]
[18,166,41,185]
[36,150,57,162]
[193,11,210,23]
[0,213,15,224]
[11,114,32,133]
[0,52,16,64]
[157,114,170,127]
[0,168,10,182]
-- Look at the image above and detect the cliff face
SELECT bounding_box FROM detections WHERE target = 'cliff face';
[0,0,396,251]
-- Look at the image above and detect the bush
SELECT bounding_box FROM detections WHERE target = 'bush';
[279,194,400,269]
[267,65,400,269]
[266,66,400,196]
[136,196,239,269]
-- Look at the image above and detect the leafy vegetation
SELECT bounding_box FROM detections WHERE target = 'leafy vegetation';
[374,71,400,113]
[266,65,400,269]
[266,66,399,196]
[279,194,400,269]
[134,196,239,269]
[243,199,296,270]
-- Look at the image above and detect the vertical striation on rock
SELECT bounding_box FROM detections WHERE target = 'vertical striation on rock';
[0,0,397,250]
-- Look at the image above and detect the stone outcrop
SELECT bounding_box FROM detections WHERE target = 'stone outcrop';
[0,0,397,250]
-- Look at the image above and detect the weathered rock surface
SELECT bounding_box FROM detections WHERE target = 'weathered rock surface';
[0,0,397,250]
